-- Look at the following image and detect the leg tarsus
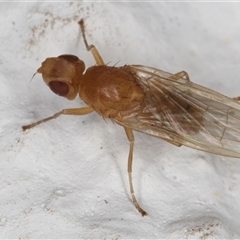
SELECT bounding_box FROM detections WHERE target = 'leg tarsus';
[22,107,94,131]
[124,127,147,216]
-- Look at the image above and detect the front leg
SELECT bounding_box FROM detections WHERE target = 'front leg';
[22,107,94,131]
[79,19,105,66]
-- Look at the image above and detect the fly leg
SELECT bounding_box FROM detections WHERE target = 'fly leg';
[79,19,104,66]
[124,127,147,216]
[22,107,94,131]
[169,71,190,81]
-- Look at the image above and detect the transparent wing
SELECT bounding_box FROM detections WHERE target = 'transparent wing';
[114,65,240,158]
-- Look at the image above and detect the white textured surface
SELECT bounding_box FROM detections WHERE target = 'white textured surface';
[1,2,240,239]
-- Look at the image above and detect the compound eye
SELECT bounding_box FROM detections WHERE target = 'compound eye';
[58,54,80,63]
[49,81,69,96]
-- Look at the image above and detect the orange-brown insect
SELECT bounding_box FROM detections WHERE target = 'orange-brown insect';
[23,19,240,216]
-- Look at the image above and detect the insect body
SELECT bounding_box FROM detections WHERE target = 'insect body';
[23,19,240,216]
